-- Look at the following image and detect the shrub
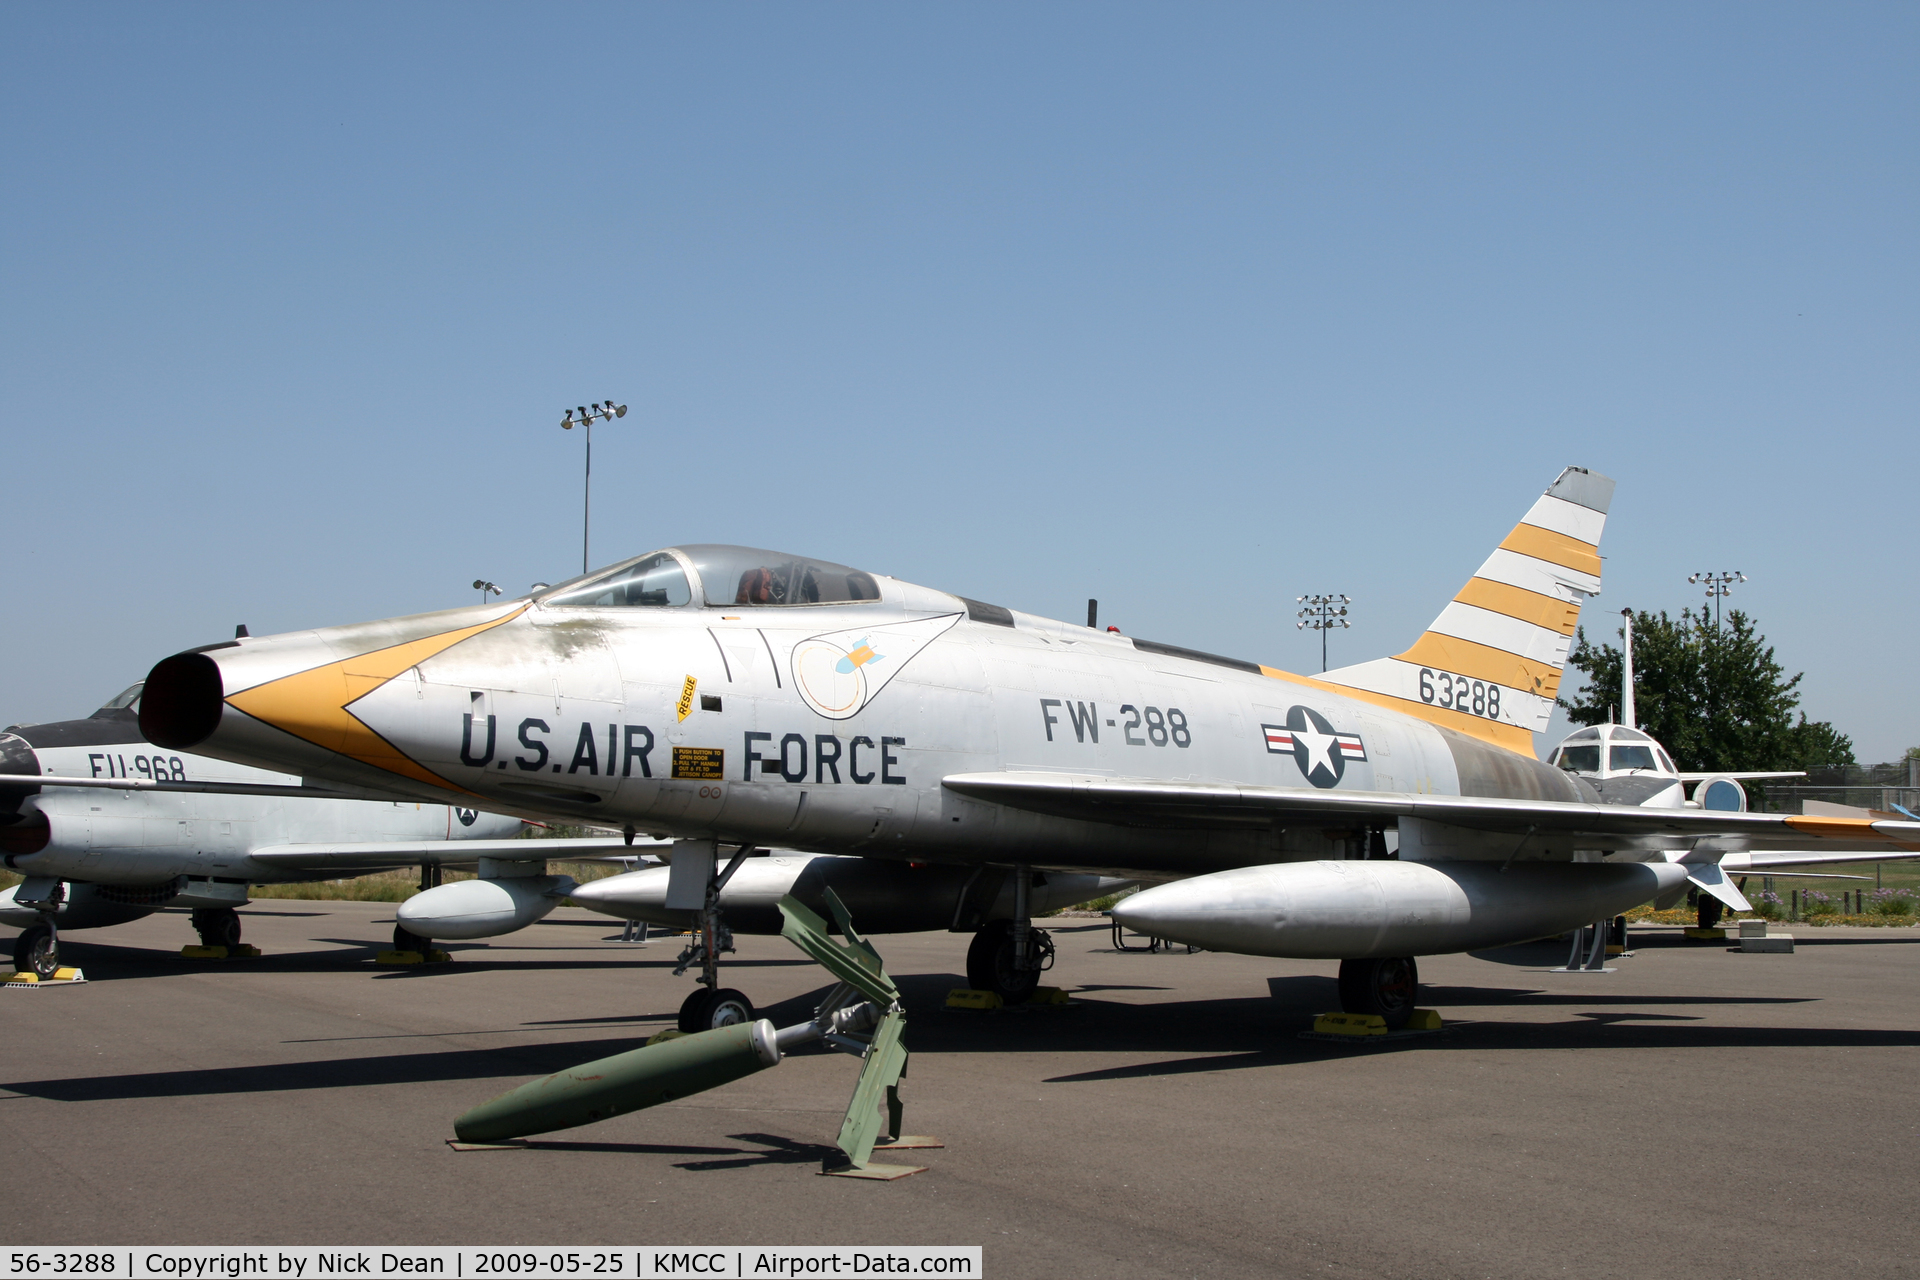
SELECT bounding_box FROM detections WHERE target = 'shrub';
[1800,890,1838,917]
[1870,889,1915,918]
[1749,891,1785,920]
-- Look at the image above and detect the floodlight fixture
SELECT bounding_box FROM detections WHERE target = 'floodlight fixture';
[555,396,629,575]
[1687,571,1746,628]
[1296,593,1352,672]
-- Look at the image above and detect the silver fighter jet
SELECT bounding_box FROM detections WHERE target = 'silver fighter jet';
[133,468,1920,1026]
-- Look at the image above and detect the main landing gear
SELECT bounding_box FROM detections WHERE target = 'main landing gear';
[674,843,758,1033]
[964,865,1055,1005]
[11,879,66,979]
[392,864,442,957]
[192,907,243,950]
[12,919,60,980]
[1696,895,1725,931]
[1337,956,1419,1030]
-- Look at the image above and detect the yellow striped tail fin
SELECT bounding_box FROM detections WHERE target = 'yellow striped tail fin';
[1319,466,1613,754]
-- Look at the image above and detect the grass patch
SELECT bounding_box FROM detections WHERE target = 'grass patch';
[1045,887,1137,916]
[1625,903,1919,929]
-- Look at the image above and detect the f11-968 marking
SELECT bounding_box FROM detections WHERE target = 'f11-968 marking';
[89,753,186,781]
[1418,668,1503,720]
[1039,699,1191,748]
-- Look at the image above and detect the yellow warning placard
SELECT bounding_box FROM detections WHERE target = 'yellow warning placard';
[671,746,724,780]
[676,675,697,722]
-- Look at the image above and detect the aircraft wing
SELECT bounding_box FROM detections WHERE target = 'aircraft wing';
[0,773,367,799]
[247,835,667,871]
[941,771,1920,856]
[1675,771,1807,782]
[1720,850,1918,871]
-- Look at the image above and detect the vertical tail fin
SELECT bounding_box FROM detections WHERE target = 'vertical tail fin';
[1320,466,1613,754]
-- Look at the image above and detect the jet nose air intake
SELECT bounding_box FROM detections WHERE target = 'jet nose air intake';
[140,651,226,750]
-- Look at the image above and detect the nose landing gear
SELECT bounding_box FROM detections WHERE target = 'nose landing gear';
[672,843,759,1032]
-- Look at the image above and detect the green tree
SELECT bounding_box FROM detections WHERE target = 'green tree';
[1559,608,1854,773]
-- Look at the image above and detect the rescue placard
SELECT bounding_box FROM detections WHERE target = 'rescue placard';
[675,675,698,722]
[671,746,724,780]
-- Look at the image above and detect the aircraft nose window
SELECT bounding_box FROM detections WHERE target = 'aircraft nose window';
[1609,744,1658,772]
[678,545,881,607]
[544,552,692,608]
[1557,745,1601,772]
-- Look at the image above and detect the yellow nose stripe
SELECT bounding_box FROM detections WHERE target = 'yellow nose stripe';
[225,606,528,793]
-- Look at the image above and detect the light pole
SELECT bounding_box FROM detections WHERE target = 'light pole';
[1297,594,1351,672]
[560,400,628,576]
[1687,571,1745,628]
[473,580,501,605]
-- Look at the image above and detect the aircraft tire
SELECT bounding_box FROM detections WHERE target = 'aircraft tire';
[1696,897,1724,930]
[393,924,430,953]
[966,920,1040,1005]
[1336,956,1418,1030]
[193,908,242,950]
[678,987,717,1033]
[13,921,59,980]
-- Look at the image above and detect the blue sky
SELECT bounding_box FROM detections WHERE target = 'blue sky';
[3,4,1914,761]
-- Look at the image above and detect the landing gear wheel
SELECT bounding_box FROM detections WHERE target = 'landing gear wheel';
[966,919,1041,1005]
[192,907,242,950]
[678,987,753,1032]
[1337,956,1419,1030]
[13,921,59,979]
[1696,897,1725,930]
[393,924,430,953]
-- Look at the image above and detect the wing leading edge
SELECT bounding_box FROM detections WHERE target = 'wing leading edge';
[941,771,1920,857]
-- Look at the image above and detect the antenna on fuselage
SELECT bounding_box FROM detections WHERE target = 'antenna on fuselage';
[1619,608,1636,730]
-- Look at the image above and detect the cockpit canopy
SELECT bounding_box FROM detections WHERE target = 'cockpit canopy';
[541,545,882,611]
[98,683,143,714]
[1548,724,1678,779]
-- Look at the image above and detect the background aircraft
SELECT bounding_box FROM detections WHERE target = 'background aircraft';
[132,468,1920,1028]
[0,682,629,978]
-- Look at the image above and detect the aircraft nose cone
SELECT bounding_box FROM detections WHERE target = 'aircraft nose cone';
[140,601,528,781]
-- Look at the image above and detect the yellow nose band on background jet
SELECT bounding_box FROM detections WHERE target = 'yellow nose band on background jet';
[224,607,528,792]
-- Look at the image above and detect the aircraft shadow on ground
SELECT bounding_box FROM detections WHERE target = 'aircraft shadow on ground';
[35,938,819,981]
[484,1133,836,1170]
[9,966,1910,1106]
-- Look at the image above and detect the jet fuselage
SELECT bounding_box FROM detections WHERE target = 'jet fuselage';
[142,547,1590,880]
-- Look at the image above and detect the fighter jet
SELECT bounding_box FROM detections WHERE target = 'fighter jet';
[0,682,632,978]
[133,468,1920,1029]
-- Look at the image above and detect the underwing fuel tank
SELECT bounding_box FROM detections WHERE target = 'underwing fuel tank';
[566,853,1133,934]
[396,874,576,940]
[1111,859,1692,959]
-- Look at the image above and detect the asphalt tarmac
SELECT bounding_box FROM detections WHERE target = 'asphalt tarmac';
[4,903,1917,1279]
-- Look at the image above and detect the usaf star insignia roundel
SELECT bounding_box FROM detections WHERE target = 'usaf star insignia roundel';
[1262,705,1367,789]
